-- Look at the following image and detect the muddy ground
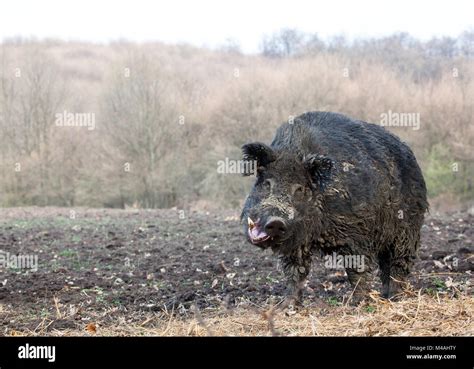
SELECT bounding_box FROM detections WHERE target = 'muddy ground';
[0,207,472,335]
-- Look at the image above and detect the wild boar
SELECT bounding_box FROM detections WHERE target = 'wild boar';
[241,111,428,304]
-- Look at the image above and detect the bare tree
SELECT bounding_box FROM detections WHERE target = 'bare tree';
[0,45,65,205]
[261,28,305,58]
[101,50,182,207]
[459,30,474,57]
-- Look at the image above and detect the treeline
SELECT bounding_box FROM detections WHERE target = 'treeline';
[260,29,474,58]
[0,30,473,210]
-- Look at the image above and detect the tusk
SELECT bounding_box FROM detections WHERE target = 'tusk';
[247,217,255,230]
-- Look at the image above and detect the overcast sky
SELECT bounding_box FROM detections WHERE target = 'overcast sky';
[0,0,472,53]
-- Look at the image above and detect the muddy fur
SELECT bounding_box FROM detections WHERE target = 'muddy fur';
[241,111,429,302]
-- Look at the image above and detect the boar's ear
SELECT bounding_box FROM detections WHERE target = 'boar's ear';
[303,154,333,191]
[241,142,276,176]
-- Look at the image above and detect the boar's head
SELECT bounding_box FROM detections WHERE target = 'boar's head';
[240,142,333,254]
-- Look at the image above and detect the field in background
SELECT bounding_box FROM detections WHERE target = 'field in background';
[0,207,472,336]
[0,31,473,211]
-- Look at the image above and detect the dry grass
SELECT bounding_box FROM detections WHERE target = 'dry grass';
[3,292,472,337]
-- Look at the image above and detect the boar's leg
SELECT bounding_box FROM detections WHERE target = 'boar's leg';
[345,268,370,303]
[379,242,417,299]
[387,256,413,298]
[279,250,312,306]
[378,249,392,298]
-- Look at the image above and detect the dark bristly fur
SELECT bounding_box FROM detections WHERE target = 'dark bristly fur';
[241,111,428,303]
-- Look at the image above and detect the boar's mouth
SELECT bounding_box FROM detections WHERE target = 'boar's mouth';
[248,226,271,244]
[247,217,287,246]
[247,217,270,244]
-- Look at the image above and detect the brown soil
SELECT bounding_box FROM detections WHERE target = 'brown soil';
[0,207,472,336]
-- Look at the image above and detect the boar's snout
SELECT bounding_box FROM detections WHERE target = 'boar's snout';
[246,214,289,248]
[264,217,287,238]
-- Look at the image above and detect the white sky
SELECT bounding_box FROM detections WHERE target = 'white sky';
[0,0,472,53]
